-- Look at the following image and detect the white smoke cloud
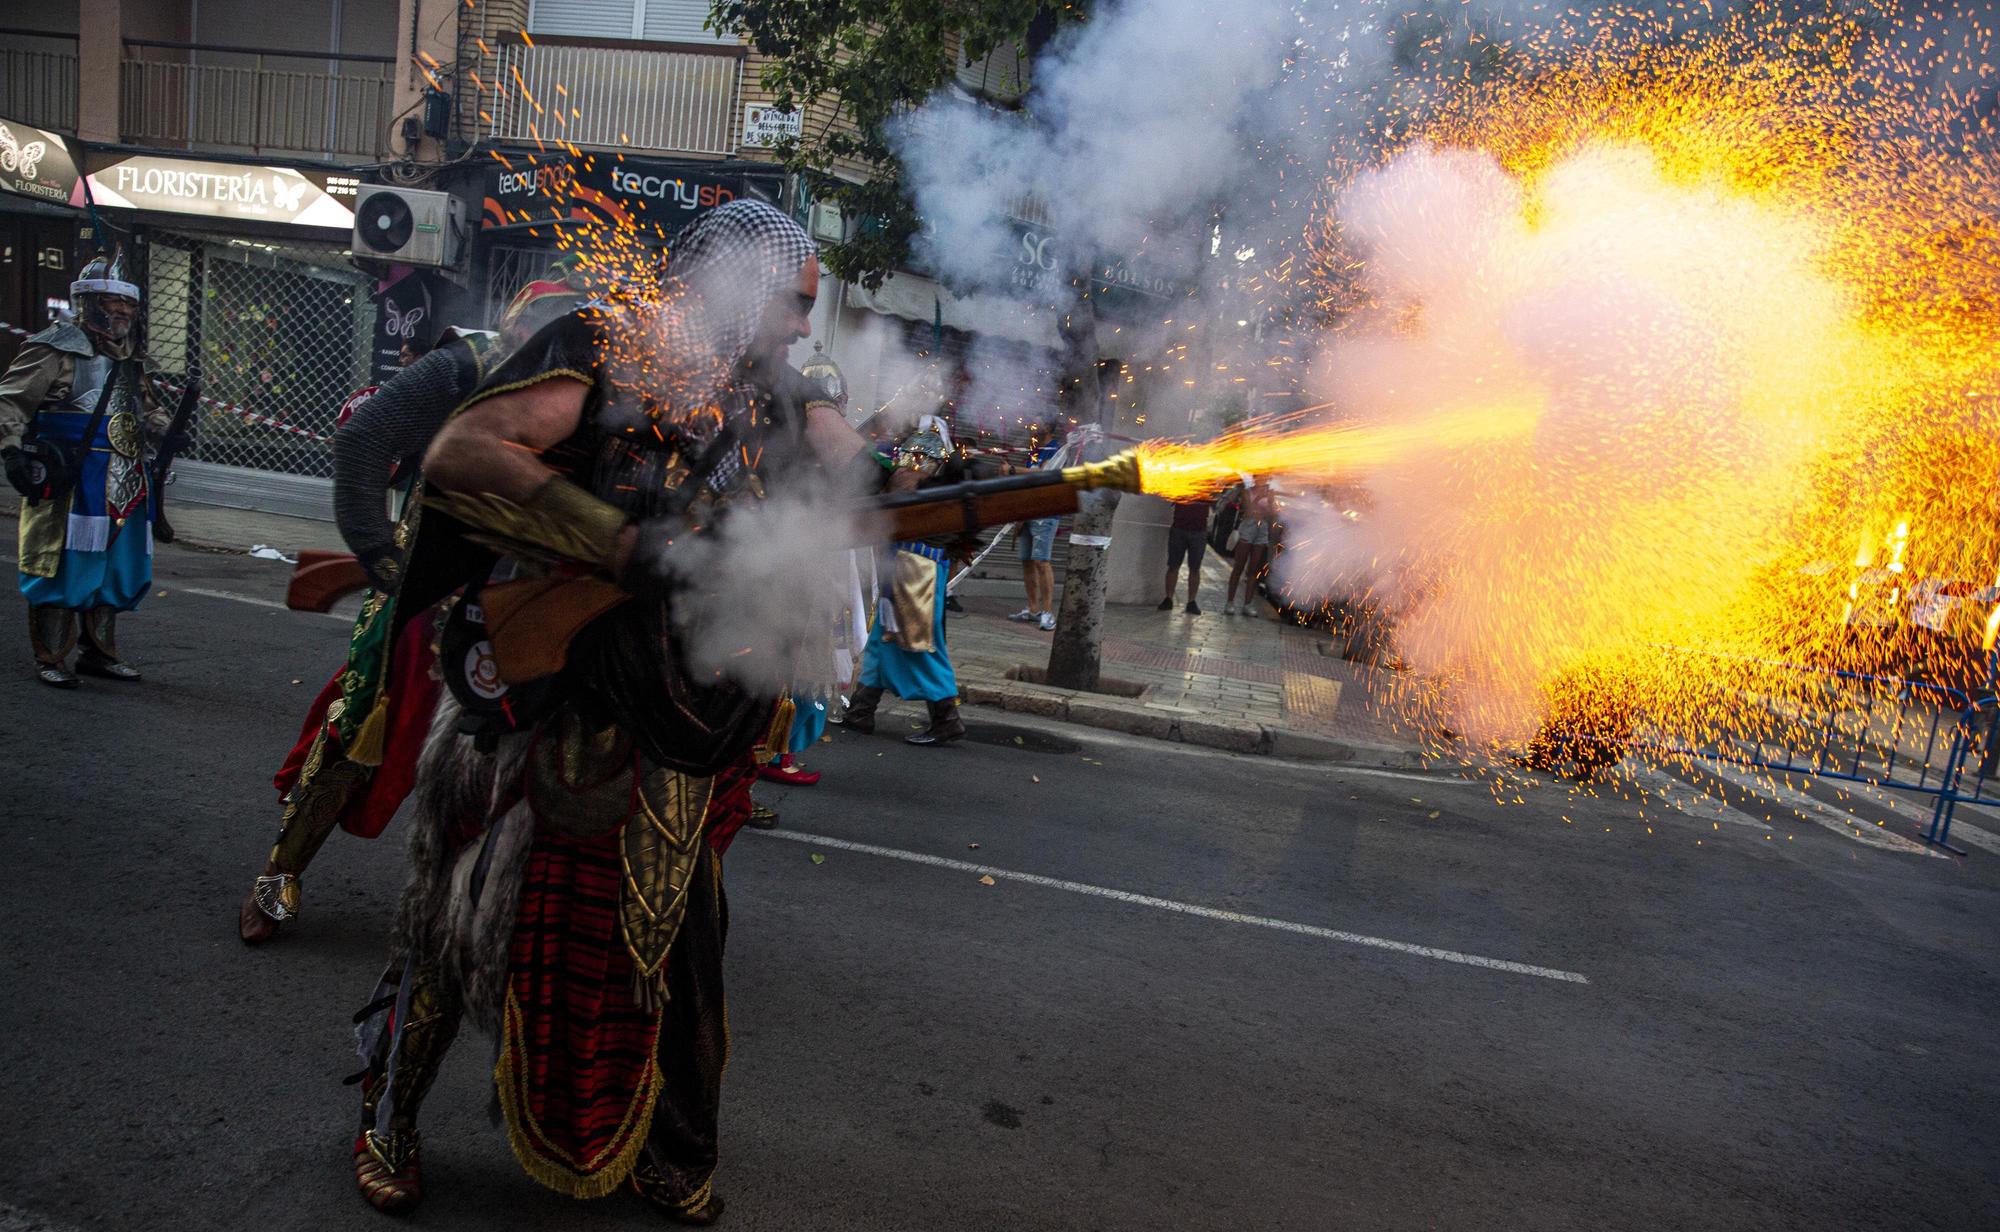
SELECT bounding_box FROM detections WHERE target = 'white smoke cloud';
[649,492,880,695]
[1284,139,1858,737]
[887,0,1303,298]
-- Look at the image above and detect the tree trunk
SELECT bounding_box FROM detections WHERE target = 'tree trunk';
[1045,487,1118,691]
[1045,282,1110,692]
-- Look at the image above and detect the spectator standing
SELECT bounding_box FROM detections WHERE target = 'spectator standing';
[1010,424,1064,631]
[1159,495,1214,615]
[1226,475,1278,616]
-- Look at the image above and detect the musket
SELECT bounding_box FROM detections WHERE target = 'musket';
[280,449,1148,612]
[149,378,202,545]
[874,449,1142,543]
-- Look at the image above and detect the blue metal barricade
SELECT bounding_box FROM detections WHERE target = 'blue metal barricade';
[1635,646,1998,853]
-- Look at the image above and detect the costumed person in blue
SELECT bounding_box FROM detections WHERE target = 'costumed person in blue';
[842,414,966,746]
[758,342,853,788]
[0,250,181,688]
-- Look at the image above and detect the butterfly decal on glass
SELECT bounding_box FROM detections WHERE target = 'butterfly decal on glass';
[0,125,47,180]
[270,175,309,212]
[383,300,427,340]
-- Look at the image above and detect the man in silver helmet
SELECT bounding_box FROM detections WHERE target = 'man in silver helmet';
[0,249,180,688]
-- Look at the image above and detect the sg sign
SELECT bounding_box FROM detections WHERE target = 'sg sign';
[1013,226,1061,296]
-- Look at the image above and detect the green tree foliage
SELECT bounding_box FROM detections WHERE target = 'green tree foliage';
[711,1,1086,287]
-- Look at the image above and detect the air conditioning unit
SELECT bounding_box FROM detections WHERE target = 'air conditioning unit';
[352,185,465,269]
[807,200,845,243]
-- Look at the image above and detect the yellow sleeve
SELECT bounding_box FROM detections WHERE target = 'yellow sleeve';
[0,345,63,452]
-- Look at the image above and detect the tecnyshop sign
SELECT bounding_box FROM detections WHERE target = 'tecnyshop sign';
[76,154,356,230]
[0,115,80,205]
[481,155,784,233]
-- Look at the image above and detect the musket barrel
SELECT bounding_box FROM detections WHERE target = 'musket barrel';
[872,449,1143,543]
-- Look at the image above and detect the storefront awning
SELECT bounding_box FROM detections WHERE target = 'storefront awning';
[77,153,358,232]
[0,115,81,207]
[845,271,1059,350]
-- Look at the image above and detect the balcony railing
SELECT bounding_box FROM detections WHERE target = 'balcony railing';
[120,39,394,161]
[488,37,742,157]
[0,28,79,132]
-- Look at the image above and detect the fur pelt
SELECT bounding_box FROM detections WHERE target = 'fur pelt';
[390,696,534,1035]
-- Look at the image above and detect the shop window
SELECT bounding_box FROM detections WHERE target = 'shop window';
[145,229,370,478]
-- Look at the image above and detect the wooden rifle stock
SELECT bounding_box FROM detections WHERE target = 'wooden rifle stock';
[286,549,372,612]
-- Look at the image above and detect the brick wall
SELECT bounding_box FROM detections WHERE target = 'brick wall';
[456,0,529,146]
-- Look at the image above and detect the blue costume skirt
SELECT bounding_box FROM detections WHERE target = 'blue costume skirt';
[859,559,959,703]
[19,513,153,609]
[787,693,829,754]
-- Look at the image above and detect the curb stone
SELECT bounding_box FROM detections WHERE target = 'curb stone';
[1067,693,1178,741]
[958,673,1429,766]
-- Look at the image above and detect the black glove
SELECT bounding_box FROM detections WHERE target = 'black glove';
[356,541,406,594]
[3,441,67,506]
[159,430,193,457]
[2,446,31,499]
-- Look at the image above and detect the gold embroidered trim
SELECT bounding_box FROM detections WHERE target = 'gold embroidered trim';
[620,770,715,981]
[459,367,595,412]
[427,478,628,572]
[268,725,371,874]
[494,986,665,1199]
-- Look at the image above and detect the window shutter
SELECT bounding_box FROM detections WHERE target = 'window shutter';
[529,0,640,39]
[956,41,1029,104]
[640,0,731,44]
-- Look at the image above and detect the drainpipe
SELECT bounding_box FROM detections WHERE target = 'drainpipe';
[77,0,123,144]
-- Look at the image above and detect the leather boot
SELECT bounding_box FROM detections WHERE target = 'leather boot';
[28,605,78,689]
[905,699,966,746]
[842,685,883,734]
[77,606,140,681]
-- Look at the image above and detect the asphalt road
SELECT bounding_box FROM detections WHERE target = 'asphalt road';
[1,543,1996,1232]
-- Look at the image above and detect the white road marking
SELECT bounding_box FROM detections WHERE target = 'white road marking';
[1334,765,1482,786]
[1906,797,2000,856]
[0,552,350,622]
[174,585,351,622]
[1942,818,2000,856]
[755,829,1590,985]
[1692,759,1947,858]
[1629,767,1772,831]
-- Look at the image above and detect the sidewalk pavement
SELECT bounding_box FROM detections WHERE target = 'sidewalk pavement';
[947,555,1425,766]
[1,493,1427,765]
[0,491,345,558]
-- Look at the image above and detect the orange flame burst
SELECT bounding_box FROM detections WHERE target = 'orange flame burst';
[1135,405,1539,501]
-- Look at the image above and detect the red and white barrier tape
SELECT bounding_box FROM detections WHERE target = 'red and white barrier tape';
[153,379,330,444]
[3,319,330,444]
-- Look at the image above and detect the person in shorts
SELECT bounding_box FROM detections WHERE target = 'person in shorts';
[1012,516,1059,630]
[1225,476,1277,615]
[1009,427,1063,631]
[1160,496,1213,615]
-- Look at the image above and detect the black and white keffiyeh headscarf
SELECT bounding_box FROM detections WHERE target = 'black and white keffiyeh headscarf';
[587,198,818,503]
[664,199,817,370]
[596,199,816,436]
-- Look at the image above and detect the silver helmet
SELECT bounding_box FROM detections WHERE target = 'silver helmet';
[70,248,141,342]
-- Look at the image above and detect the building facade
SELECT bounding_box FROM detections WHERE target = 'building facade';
[0,0,829,516]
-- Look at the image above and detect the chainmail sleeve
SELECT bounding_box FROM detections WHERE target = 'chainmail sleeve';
[331,347,474,557]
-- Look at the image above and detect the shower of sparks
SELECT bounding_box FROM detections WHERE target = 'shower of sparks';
[456,0,1996,822]
[1138,1,1999,814]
